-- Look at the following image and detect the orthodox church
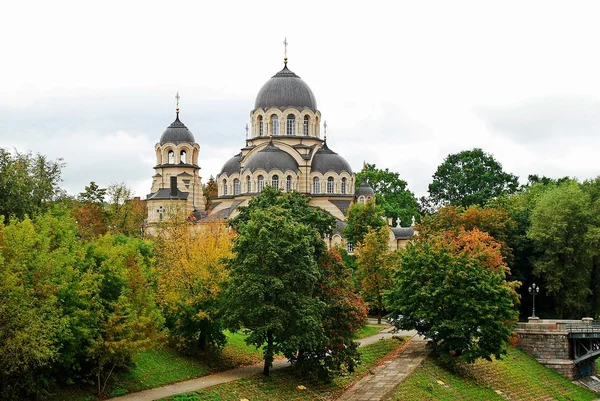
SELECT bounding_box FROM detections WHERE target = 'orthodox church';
[145,46,413,250]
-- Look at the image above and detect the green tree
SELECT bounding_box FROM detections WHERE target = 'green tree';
[105,182,146,237]
[225,205,325,375]
[426,148,519,210]
[386,229,519,364]
[356,163,420,226]
[203,175,218,209]
[78,181,107,204]
[342,200,386,245]
[0,148,64,220]
[356,227,393,324]
[528,181,596,318]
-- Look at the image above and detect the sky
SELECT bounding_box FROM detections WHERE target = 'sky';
[2,0,600,199]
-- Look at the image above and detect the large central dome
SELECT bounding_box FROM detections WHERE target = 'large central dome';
[254,64,317,110]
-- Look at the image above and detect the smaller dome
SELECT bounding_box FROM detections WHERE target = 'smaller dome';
[243,141,299,173]
[355,177,375,197]
[160,113,195,144]
[220,153,242,176]
[311,143,353,174]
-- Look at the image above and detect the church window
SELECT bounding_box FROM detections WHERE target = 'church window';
[271,115,279,136]
[359,196,365,204]
[258,175,265,192]
[233,179,240,195]
[341,178,347,194]
[327,177,334,194]
[347,242,354,253]
[180,150,187,164]
[258,115,263,136]
[168,150,174,164]
[313,177,321,194]
[246,176,251,192]
[286,114,295,135]
[271,175,279,189]
[303,115,309,136]
[286,175,292,192]
[223,179,228,195]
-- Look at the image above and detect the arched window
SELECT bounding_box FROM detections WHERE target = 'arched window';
[271,115,279,136]
[359,196,365,204]
[303,115,309,136]
[222,179,228,196]
[347,242,354,253]
[233,179,240,195]
[341,178,347,194]
[327,177,334,194]
[246,176,251,192]
[257,175,264,192]
[258,115,263,136]
[180,150,187,164]
[168,150,175,164]
[286,175,292,192]
[286,114,295,135]
[271,175,279,189]
[313,177,320,194]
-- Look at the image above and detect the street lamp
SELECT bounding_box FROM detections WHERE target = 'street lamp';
[529,283,540,318]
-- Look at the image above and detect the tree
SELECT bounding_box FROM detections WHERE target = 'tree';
[528,181,596,318]
[342,199,387,245]
[293,248,367,382]
[0,148,64,220]
[225,205,325,375]
[105,182,146,237]
[356,163,420,226]
[78,181,107,204]
[356,227,393,324]
[203,176,218,209]
[426,148,519,209]
[155,221,233,350]
[386,228,519,364]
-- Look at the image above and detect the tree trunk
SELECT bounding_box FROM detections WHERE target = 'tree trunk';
[263,331,274,376]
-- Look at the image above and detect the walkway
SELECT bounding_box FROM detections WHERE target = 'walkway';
[109,326,416,401]
[337,336,429,401]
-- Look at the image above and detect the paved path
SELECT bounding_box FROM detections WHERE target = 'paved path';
[108,325,413,401]
[337,337,429,401]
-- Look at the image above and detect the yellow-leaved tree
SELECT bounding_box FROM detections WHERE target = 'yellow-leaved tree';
[155,220,233,350]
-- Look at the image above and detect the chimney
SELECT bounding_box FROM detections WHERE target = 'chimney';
[170,176,178,197]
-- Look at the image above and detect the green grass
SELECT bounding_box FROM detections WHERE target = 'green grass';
[49,331,264,401]
[393,347,597,401]
[353,324,386,339]
[160,337,408,401]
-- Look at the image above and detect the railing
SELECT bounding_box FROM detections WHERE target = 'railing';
[567,322,600,334]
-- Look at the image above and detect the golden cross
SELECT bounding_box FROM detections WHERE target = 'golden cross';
[283,37,288,65]
[175,92,180,113]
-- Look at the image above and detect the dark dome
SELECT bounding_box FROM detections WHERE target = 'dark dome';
[160,113,195,144]
[219,153,242,176]
[355,177,375,197]
[254,64,317,110]
[311,143,353,174]
[243,141,299,173]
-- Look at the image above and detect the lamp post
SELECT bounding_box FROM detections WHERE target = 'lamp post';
[529,283,540,318]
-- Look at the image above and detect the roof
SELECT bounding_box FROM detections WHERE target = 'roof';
[254,64,317,110]
[355,177,375,197]
[146,188,189,201]
[311,143,353,174]
[219,153,242,176]
[329,199,353,215]
[243,141,299,173]
[160,113,195,145]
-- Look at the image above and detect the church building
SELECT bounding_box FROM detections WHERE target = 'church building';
[146,46,413,249]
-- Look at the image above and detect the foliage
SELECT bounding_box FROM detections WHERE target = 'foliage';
[356,163,420,226]
[356,227,394,324]
[293,249,367,382]
[528,180,597,318]
[0,148,64,220]
[386,229,519,364]
[155,221,233,350]
[78,181,107,204]
[203,176,218,209]
[105,182,147,237]
[426,148,519,210]
[342,199,387,245]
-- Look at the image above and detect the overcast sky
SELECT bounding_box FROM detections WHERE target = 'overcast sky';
[2,0,600,199]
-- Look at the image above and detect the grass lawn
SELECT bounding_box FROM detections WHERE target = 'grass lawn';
[353,323,386,339]
[393,347,597,401]
[49,331,264,401]
[159,337,408,401]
